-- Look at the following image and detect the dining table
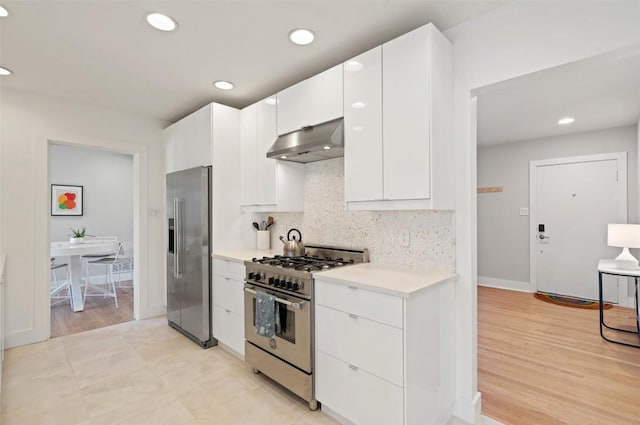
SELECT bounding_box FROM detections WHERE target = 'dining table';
[50,240,118,312]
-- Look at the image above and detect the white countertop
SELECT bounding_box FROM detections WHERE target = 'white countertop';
[212,249,278,263]
[313,263,456,298]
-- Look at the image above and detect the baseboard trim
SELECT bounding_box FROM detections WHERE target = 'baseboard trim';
[140,303,166,320]
[321,405,355,425]
[480,415,505,425]
[453,391,481,424]
[5,328,49,349]
[478,276,531,292]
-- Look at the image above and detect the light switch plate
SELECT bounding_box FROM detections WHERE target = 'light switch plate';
[519,207,529,216]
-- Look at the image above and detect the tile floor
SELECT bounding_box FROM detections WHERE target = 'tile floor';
[0,316,339,425]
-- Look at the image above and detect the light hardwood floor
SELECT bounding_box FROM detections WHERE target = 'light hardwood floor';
[50,284,133,338]
[479,286,640,425]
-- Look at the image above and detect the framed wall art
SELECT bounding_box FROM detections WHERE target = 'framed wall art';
[51,184,83,216]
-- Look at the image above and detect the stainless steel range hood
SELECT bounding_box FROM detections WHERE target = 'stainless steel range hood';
[266,117,343,164]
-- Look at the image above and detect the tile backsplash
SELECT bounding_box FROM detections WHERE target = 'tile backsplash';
[268,158,454,270]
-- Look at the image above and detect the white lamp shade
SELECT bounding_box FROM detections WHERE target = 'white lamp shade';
[607,224,640,248]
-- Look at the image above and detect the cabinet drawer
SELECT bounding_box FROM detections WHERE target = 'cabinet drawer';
[316,351,403,425]
[315,279,403,328]
[213,274,244,314]
[212,258,245,281]
[316,304,403,387]
[213,305,244,356]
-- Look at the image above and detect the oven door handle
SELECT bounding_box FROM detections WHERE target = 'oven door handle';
[244,287,305,310]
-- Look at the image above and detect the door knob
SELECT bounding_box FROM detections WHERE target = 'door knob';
[539,234,551,240]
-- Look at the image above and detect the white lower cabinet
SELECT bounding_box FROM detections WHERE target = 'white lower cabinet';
[212,257,245,356]
[213,305,244,356]
[315,304,403,387]
[316,351,403,425]
[315,278,456,425]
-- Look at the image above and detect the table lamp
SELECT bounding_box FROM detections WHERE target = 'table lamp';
[607,223,640,270]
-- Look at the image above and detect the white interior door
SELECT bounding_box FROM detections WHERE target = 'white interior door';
[531,153,627,302]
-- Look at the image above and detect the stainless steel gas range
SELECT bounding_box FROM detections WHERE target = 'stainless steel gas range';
[244,245,369,410]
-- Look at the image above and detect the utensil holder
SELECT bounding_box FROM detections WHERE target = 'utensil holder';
[257,230,270,251]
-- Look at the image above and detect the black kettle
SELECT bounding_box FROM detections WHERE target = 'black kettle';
[279,228,305,257]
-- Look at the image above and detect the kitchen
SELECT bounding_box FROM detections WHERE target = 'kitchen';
[1,2,640,425]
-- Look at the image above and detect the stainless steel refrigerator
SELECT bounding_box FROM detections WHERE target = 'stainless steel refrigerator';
[166,166,217,348]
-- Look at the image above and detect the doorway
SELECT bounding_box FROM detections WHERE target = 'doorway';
[474,46,640,424]
[530,153,626,302]
[48,143,135,337]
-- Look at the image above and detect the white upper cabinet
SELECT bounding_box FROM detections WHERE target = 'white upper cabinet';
[382,25,431,201]
[240,103,258,205]
[256,98,278,205]
[277,64,344,135]
[276,80,306,136]
[344,23,454,210]
[164,104,214,173]
[240,96,304,211]
[344,47,384,202]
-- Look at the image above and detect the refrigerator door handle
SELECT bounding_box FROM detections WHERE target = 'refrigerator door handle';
[174,197,182,278]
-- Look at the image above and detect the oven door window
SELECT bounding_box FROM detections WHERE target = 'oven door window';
[252,298,296,344]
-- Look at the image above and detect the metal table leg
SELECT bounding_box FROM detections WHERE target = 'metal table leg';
[599,271,640,348]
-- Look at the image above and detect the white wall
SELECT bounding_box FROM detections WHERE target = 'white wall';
[478,126,637,288]
[49,144,133,244]
[637,117,640,222]
[444,1,640,422]
[269,158,455,269]
[0,87,167,347]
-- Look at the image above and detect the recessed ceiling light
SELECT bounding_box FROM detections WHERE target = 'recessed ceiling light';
[146,12,177,31]
[323,146,331,150]
[0,67,12,76]
[351,102,366,109]
[289,28,315,45]
[213,80,234,90]
[345,61,363,72]
[280,155,288,159]
[265,98,279,105]
[558,117,575,125]
[0,6,9,17]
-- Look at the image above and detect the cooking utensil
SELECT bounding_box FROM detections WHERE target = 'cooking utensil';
[279,228,304,257]
[267,216,274,228]
[261,220,267,230]
[253,222,260,231]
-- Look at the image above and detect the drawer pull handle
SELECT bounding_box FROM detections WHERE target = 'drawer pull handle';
[225,309,231,313]
[225,277,230,280]
[348,285,358,290]
[348,364,358,371]
[348,313,358,319]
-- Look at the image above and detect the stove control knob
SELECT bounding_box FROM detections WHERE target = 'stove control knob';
[273,278,280,287]
[254,273,261,281]
[248,272,255,280]
[268,277,275,285]
[286,281,293,290]
[292,282,300,291]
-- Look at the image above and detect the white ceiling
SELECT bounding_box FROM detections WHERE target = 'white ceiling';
[477,45,640,147]
[0,1,508,124]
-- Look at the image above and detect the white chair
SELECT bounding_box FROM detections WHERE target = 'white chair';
[50,257,72,306]
[80,236,119,281]
[111,241,134,288]
[83,242,123,308]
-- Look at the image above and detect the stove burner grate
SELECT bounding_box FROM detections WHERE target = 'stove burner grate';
[251,255,353,271]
